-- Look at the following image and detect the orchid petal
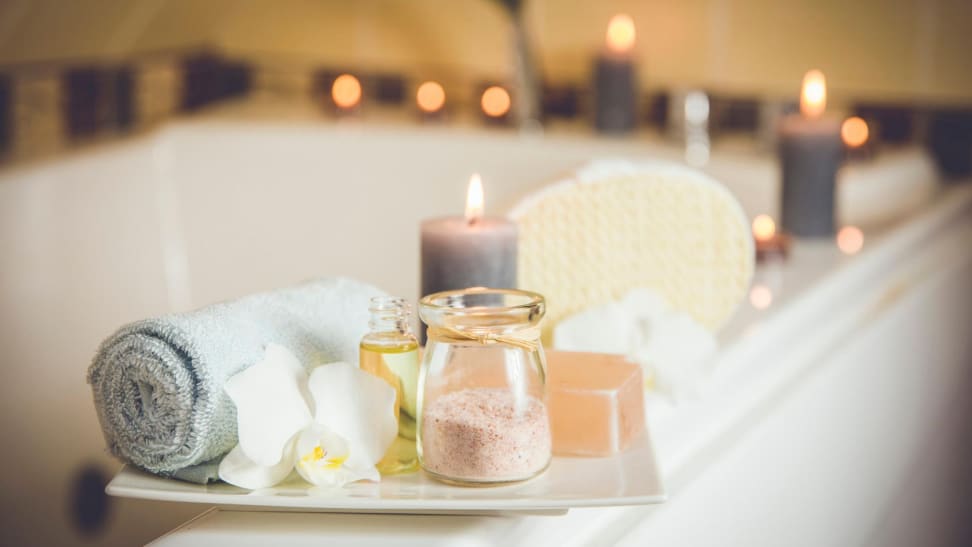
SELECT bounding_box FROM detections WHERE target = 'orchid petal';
[218,441,296,490]
[294,424,379,487]
[224,343,312,467]
[307,362,397,472]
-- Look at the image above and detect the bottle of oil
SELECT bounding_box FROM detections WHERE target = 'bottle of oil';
[359,296,420,474]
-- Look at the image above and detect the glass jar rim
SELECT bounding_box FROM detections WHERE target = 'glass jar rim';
[419,287,544,314]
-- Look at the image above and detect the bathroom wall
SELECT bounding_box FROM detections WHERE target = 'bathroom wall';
[1,0,970,104]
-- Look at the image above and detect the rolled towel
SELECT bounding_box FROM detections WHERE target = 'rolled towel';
[87,277,383,483]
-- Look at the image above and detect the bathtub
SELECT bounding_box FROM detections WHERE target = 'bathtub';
[0,117,960,546]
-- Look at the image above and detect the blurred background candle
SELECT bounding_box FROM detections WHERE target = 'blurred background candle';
[593,14,637,134]
[420,173,517,306]
[778,69,843,237]
[481,85,512,125]
[331,73,362,115]
[842,115,873,162]
[752,213,790,261]
[416,80,446,122]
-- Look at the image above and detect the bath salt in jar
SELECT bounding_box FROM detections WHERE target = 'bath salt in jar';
[417,288,551,485]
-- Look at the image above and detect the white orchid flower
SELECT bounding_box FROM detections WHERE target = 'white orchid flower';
[217,343,397,490]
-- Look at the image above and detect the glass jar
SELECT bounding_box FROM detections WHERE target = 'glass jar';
[359,296,420,475]
[417,288,551,485]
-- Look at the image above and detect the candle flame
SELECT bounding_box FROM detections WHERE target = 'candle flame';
[752,214,776,242]
[481,86,511,118]
[841,116,869,148]
[606,14,636,54]
[417,81,446,113]
[800,69,827,119]
[332,74,362,109]
[465,174,484,222]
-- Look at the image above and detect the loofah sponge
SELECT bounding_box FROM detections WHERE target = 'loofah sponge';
[509,160,754,343]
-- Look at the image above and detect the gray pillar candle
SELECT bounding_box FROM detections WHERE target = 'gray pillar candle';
[778,70,843,238]
[593,14,638,134]
[420,174,517,299]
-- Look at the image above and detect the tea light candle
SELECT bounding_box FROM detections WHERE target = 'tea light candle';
[416,80,446,123]
[331,73,362,115]
[779,70,843,237]
[752,214,790,261]
[593,14,637,133]
[842,116,873,163]
[420,174,517,300]
[481,85,512,125]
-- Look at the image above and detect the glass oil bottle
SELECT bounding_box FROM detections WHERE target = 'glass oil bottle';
[359,296,421,474]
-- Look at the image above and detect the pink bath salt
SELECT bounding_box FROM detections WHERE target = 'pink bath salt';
[420,388,551,483]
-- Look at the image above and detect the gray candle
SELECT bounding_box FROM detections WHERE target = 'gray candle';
[593,14,638,134]
[778,70,843,238]
[420,175,517,299]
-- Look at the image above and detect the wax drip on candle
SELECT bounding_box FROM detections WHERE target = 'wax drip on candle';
[465,174,484,225]
[800,70,827,119]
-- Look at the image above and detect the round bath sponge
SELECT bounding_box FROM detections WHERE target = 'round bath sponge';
[509,160,754,342]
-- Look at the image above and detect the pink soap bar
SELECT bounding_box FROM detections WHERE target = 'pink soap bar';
[546,350,646,456]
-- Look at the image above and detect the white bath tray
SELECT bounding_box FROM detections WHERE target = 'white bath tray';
[107,435,665,515]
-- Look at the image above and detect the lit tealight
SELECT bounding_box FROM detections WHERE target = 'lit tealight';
[800,69,827,119]
[481,86,511,118]
[841,116,869,148]
[416,81,446,113]
[837,226,864,255]
[752,214,777,242]
[332,74,362,110]
[606,14,636,54]
[750,284,773,310]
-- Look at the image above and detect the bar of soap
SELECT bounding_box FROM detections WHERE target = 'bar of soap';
[546,350,646,456]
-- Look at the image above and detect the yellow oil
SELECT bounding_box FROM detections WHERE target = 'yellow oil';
[360,340,420,475]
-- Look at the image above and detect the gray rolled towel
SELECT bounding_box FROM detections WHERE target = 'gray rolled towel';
[87,277,383,483]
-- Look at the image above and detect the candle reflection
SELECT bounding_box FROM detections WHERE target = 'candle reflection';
[750,284,774,310]
[837,226,864,255]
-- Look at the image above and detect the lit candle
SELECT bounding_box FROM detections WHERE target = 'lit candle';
[841,116,873,162]
[778,70,843,237]
[416,80,446,122]
[593,14,638,133]
[480,85,512,124]
[752,214,790,261]
[331,73,362,115]
[420,173,518,311]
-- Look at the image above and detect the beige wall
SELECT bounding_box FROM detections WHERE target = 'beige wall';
[0,0,970,105]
